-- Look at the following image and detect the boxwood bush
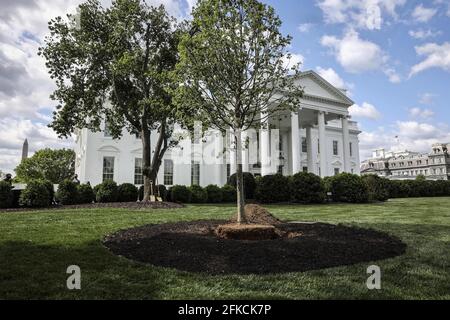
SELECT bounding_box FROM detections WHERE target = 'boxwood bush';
[255,174,291,203]
[117,183,138,202]
[0,181,13,208]
[361,174,390,202]
[55,180,78,205]
[205,185,223,203]
[169,185,192,203]
[95,180,119,203]
[328,173,369,203]
[189,185,208,203]
[291,172,325,204]
[76,183,95,204]
[19,180,51,208]
[227,172,257,199]
[221,184,237,203]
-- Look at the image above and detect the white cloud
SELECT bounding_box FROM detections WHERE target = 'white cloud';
[315,67,352,90]
[359,121,450,160]
[409,29,442,40]
[412,4,437,23]
[419,92,437,105]
[409,107,435,119]
[316,0,406,30]
[349,102,381,120]
[384,68,401,83]
[321,30,387,73]
[283,53,305,71]
[410,42,450,77]
[298,23,313,33]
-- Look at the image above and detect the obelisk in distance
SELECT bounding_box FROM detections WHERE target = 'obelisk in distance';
[21,138,29,161]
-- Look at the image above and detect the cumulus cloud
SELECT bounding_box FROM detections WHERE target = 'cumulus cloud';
[359,121,450,160]
[410,42,450,77]
[298,23,313,33]
[316,0,406,30]
[419,92,437,105]
[409,107,435,119]
[349,102,381,120]
[282,53,305,71]
[412,4,437,23]
[409,29,442,40]
[315,67,353,91]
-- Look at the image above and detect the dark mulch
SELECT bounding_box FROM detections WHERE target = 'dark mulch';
[0,201,183,213]
[103,220,406,275]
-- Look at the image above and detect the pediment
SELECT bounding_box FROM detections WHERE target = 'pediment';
[97,145,120,153]
[296,71,354,106]
[331,160,343,166]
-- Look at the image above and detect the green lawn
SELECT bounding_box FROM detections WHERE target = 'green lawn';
[0,197,449,299]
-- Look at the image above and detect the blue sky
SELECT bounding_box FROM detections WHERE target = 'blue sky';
[0,0,449,173]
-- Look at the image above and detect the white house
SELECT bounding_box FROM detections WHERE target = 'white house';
[74,70,361,187]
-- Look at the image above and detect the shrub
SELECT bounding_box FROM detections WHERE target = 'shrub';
[227,172,257,199]
[77,183,95,204]
[189,185,208,203]
[95,180,119,203]
[362,175,390,202]
[19,180,51,208]
[0,181,13,208]
[221,184,237,203]
[169,185,192,203]
[156,185,168,201]
[291,172,325,204]
[117,183,138,202]
[55,180,78,205]
[255,174,291,203]
[205,185,223,203]
[42,180,55,205]
[138,185,144,201]
[328,173,369,203]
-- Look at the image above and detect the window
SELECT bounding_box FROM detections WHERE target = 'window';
[226,164,231,181]
[349,142,353,157]
[134,158,143,185]
[351,169,354,174]
[102,156,114,182]
[104,122,112,138]
[334,168,340,176]
[301,138,307,153]
[164,159,174,186]
[317,139,320,153]
[191,161,200,185]
[277,165,283,175]
[303,166,308,173]
[333,141,338,156]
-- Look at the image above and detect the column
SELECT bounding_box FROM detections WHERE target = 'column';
[260,113,270,177]
[291,112,301,174]
[242,131,249,172]
[318,111,327,178]
[306,126,314,174]
[341,116,351,173]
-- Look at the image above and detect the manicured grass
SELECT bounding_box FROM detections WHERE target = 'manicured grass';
[0,198,449,299]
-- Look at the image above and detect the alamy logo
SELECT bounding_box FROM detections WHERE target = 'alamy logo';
[66,265,81,290]
[366,265,381,290]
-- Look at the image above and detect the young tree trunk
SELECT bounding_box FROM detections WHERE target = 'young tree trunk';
[234,128,246,224]
[142,126,152,202]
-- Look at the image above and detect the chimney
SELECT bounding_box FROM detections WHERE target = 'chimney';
[22,138,29,161]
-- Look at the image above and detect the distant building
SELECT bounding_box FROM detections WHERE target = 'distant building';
[21,138,28,161]
[361,143,450,180]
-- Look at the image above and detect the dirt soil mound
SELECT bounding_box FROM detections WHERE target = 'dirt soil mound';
[104,220,406,275]
[215,224,280,240]
[231,204,281,225]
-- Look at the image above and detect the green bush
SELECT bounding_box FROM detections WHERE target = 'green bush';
[55,180,78,205]
[95,180,119,203]
[42,180,55,205]
[291,172,325,204]
[205,185,223,203]
[189,185,207,203]
[362,175,390,202]
[19,180,51,208]
[76,183,95,204]
[328,173,369,203]
[227,172,257,199]
[0,181,13,208]
[169,185,192,203]
[156,185,168,201]
[117,183,138,202]
[255,174,291,203]
[221,184,237,203]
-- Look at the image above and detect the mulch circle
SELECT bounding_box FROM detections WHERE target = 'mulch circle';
[103,220,406,275]
[0,201,184,213]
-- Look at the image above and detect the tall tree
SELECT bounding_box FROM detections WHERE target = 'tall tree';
[39,0,181,200]
[175,0,303,223]
[15,148,75,184]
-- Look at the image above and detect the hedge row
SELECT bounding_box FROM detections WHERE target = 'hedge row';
[167,184,237,203]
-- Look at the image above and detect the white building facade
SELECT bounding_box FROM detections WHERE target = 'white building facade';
[74,71,361,187]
